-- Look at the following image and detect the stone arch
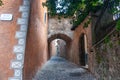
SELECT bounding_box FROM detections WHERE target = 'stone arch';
[48,31,73,40]
[48,33,72,60]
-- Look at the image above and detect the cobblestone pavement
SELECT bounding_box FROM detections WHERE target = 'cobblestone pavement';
[33,56,96,80]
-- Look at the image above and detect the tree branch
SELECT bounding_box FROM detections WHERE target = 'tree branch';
[94,0,110,31]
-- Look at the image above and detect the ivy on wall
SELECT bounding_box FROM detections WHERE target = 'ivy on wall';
[116,20,120,31]
[43,0,120,30]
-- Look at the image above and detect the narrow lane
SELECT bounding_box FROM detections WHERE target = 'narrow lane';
[33,56,96,80]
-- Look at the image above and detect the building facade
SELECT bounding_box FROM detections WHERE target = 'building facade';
[0,0,119,80]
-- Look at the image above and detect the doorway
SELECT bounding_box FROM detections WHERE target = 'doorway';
[79,34,88,67]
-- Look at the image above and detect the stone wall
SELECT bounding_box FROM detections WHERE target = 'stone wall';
[48,33,72,60]
[48,18,73,39]
[91,30,120,80]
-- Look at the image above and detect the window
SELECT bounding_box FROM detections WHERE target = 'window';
[44,12,47,24]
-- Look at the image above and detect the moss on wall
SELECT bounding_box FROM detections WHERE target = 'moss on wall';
[92,30,120,80]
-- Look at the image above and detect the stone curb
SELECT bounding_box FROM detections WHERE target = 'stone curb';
[9,0,30,80]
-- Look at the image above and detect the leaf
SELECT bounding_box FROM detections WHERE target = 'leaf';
[116,20,120,31]
[43,0,120,29]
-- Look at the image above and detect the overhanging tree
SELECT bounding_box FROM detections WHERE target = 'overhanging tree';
[43,0,120,30]
[0,0,3,6]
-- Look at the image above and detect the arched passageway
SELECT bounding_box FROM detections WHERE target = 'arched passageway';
[48,33,72,60]
[79,34,88,67]
[34,33,95,80]
[50,39,66,58]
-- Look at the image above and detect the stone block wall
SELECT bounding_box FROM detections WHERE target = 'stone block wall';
[48,18,73,39]
[48,18,73,60]
[91,30,120,80]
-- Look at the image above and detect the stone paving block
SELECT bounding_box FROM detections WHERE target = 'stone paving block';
[13,45,25,53]
[23,0,30,6]
[11,61,23,69]
[22,12,29,18]
[19,5,30,12]
[14,69,22,77]
[16,54,24,60]
[33,56,96,80]
[18,39,25,45]
[17,18,28,25]
[9,77,21,80]
[20,25,28,31]
[15,31,26,39]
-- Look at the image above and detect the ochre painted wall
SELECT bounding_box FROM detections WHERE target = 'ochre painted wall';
[23,0,48,79]
[70,17,92,66]
[0,0,22,80]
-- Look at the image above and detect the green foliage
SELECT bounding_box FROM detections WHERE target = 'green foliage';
[96,52,102,64]
[0,0,3,6]
[43,0,120,28]
[116,20,120,31]
[42,0,57,16]
[103,47,107,52]
[43,0,103,26]
[109,42,113,48]
[118,40,120,45]
[104,36,110,44]
[108,0,120,14]
[83,18,91,28]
